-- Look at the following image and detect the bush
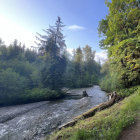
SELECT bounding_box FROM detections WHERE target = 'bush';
[0,68,28,94]
[100,73,123,92]
[0,88,65,106]
[117,86,139,97]
[24,88,64,101]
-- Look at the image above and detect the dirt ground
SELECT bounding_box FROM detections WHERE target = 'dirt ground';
[119,114,140,140]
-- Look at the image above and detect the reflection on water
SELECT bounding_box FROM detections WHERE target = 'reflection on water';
[0,85,108,140]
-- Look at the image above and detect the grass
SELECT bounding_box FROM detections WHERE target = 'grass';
[48,86,140,140]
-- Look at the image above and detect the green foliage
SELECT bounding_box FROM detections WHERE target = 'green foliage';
[36,17,67,90]
[99,0,140,88]
[100,71,123,92]
[117,85,138,97]
[0,39,100,106]
[0,18,102,106]
[41,55,67,90]
[24,88,64,101]
[0,68,27,93]
[0,38,63,106]
[0,88,64,106]
[64,46,101,88]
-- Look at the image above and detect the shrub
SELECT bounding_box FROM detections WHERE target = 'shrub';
[0,88,65,106]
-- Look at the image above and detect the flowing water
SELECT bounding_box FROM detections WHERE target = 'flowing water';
[0,85,108,140]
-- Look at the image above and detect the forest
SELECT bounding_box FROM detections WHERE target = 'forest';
[0,0,140,139]
[0,17,101,106]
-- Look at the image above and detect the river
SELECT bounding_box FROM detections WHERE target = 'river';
[0,85,108,140]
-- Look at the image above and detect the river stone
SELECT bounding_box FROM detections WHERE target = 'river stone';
[82,91,88,97]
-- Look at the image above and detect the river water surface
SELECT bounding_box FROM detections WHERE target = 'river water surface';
[0,85,108,140]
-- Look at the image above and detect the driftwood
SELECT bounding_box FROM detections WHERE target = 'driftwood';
[58,92,120,130]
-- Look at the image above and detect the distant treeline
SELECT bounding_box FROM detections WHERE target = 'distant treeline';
[0,17,101,106]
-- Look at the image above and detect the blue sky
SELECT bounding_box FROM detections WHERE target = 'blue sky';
[0,0,109,61]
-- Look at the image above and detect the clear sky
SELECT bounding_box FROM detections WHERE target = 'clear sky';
[0,0,109,61]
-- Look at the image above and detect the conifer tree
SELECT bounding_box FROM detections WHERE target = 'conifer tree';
[36,17,67,90]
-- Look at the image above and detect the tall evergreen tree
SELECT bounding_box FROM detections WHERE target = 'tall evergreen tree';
[36,17,67,90]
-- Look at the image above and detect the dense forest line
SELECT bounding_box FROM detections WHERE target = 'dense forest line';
[0,17,101,106]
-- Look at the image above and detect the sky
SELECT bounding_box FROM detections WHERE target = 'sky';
[0,0,109,62]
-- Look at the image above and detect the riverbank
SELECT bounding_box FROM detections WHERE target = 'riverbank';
[0,85,97,107]
[48,86,140,140]
[0,88,65,107]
